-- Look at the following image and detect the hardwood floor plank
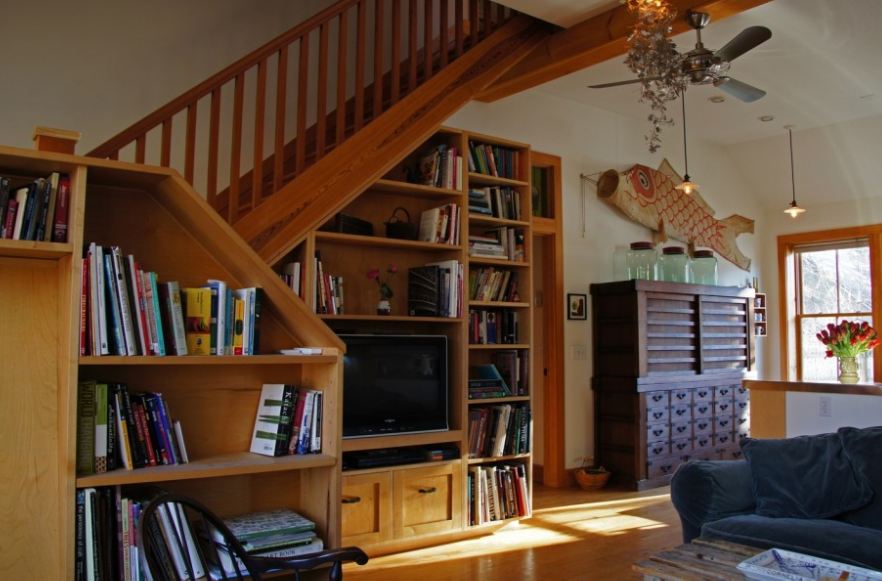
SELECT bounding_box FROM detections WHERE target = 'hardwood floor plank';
[345,485,681,580]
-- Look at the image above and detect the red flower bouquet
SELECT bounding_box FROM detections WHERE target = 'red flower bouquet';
[816,320,880,358]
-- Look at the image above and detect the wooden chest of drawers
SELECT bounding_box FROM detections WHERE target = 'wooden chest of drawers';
[591,280,755,489]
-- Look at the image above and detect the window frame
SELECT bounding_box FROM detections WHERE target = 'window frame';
[778,225,882,381]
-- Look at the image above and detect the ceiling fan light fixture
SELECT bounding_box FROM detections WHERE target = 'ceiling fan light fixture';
[783,127,806,219]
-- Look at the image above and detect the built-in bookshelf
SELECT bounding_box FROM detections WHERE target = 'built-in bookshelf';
[269,127,533,553]
[0,143,342,579]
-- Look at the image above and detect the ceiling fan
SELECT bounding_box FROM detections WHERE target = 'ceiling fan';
[590,11,772,102]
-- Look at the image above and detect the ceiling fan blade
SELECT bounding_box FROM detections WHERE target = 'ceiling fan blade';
[715,26,771,62]
[714,77,766,102]
[588,77,660,89]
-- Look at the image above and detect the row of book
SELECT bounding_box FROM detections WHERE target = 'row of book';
[469,267,520,303]
[280,260,303,298]
[82,244,262,356]
[467,403,530,459]
[468,227,526,261]
[407,260,464,318]
[418,203,460,245]
[468,463,530,525]
[75,486,321,581]
[469,309,520,344]
[250,384,324,457]
[468,141,520,180]
[468,186,522,220]
[413,144,464,190]
[313,252,343,314]
[467,351,529,399]
[0,172,70,242]
[76,381,188,476]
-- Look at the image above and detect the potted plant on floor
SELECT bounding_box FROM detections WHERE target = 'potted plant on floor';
[574,465,611,490]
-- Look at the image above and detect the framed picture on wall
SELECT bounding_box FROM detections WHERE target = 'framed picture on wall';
[567,293,587,320]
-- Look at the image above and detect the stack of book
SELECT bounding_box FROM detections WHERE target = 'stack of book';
[212,509,323,578]
[468,186,521,220]
[467,141,519,180]
[468,364,512,399]
[280,261,302,297]
[467,464,529,525]
[469,267,520,302]
[468,233,506,259]
[414,144,463,190]
[469,227,525,262]
[250,384,323,457]
[418,203,460,245]
[407,260,463,318]
[493,350,529,396]
[313,251,343,315]
[76,381,188,475]
[467,403,531,458]
[82,243,263,357]
[468,309,519,344]
[0,172,71,242]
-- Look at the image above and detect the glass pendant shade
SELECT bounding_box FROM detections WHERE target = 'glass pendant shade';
[783,127,806,218]
[675,177,699,194]
[784,201,806,218]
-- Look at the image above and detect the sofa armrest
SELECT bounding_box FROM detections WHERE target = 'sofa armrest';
[671,460,756,542]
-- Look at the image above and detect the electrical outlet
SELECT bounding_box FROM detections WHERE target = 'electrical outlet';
[819,396,832,418]
[571,344,587,361]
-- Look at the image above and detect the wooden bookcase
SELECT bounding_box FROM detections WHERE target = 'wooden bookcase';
[0,145,342,579]
[275,127,534,553]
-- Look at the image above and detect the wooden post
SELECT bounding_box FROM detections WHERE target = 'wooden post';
[32,127,81,154]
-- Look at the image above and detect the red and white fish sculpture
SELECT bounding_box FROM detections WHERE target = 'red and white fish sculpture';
[597,159,754,270]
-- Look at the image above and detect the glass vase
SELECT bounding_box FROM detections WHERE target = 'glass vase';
[838,356,860,384]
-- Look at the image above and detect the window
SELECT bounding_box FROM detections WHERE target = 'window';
[778,226,882,383]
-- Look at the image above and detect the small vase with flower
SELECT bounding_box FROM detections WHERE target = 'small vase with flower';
[816,320,880,384]
[368,265,397,315]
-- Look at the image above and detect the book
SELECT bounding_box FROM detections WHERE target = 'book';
[225,508,316,541]
[1,197,17,238]
[160,281,188,356]
[205,280,227,356]
[408,265,441,317]
[0,177,9,235]
[76,380,97,475]
[52,174,71,242]
[111,246,138,356]
[103,251,126,355]
[182,287,211,355]
[94,382,109,473]
[11,187,28,240]
[250,384,294,457]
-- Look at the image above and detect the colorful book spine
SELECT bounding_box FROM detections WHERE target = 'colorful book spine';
[182,287,211,355]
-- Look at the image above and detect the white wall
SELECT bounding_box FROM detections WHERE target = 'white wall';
[447,90,766,467]
[0,0,336,152]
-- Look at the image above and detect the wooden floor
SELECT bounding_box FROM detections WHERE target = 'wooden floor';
[344,484,682,580]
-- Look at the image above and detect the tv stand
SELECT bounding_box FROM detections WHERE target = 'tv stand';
[343,444,459,470]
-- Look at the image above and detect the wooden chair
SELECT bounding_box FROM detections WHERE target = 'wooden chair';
[139,493,368,580]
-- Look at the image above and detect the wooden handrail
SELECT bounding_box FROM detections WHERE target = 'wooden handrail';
[87,0,359,158]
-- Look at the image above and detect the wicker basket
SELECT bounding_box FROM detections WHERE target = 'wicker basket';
[574,468,611,490]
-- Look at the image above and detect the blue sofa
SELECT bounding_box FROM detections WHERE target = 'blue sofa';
[670,427,882,571]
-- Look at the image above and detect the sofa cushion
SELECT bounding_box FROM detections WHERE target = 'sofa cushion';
[741,433,872,519]
[671,460,755,542]
[702,515,882,570]
[839,426,882,531]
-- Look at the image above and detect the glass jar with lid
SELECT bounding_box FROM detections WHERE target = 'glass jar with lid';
[658,246,688,282]
[689,249,718,285]
[626,241,657,280]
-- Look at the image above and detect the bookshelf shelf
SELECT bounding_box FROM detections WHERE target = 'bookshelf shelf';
[468,173,528,187]
[79,354,340,365]
[469,343,530,350]
[467,396,530,405]
[467,453,531,465]
[468,257,530,268]
[468,301,530,308]
[371,179,464,198]
[0,239,74,258]
[342,430,464,452]
[319,314,462,323]
[467,214,530,228]
[75,453,337,487]
[316,231,462,252]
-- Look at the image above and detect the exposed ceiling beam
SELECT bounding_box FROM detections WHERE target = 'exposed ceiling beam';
[476,0,773,102]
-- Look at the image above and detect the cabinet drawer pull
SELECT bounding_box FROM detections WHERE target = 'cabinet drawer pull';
[418,486,437,494]
[341,495,362,504]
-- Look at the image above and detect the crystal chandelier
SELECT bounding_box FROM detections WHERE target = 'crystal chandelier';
[624,0,686,153]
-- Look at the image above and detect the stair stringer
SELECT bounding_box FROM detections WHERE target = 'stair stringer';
[233,14,550,266]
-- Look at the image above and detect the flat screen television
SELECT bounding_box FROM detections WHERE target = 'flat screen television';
[341,334,449,438]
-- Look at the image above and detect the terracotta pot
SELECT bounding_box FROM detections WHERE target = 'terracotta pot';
[575,468,610,490]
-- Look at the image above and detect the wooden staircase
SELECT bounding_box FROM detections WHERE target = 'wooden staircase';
[88,0,549,263]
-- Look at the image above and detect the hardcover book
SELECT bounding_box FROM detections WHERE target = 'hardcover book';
[408,265,440,316]
[182,287,212,355]
[250,384,294,457]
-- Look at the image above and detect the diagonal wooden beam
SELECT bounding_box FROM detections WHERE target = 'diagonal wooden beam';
[234,14,550,266]
[476,0,772,103]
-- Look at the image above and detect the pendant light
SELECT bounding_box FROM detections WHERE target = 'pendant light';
[675,91,699,194]
[783,126,806,218]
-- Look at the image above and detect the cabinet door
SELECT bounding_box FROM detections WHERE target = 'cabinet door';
[341,471,393,546]
[393,463,462,538]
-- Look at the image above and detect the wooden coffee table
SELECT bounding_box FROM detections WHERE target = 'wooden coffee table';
[633,538,764,580]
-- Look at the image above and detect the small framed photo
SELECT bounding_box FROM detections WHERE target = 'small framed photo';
[567,293,587,320]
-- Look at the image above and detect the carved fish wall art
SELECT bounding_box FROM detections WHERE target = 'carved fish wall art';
[597,159,754,270]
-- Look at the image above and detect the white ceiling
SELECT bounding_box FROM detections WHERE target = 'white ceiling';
[507,0,882,147]
[496,0,616,27]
